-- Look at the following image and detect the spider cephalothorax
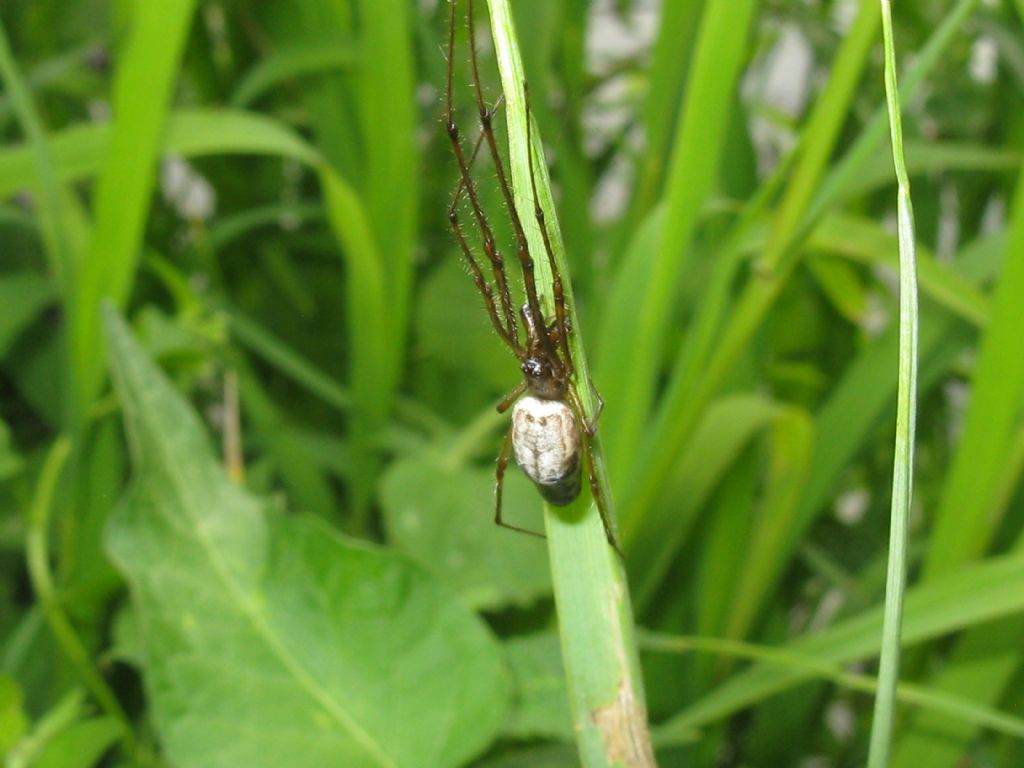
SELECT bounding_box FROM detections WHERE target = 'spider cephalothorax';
[444,0,619,553]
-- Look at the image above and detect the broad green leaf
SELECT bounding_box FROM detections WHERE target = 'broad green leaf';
[104,308,507,768]
[502,632,573,740]
[380,458,549,611]
[34,717,119,768]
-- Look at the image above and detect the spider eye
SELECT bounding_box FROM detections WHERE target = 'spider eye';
[522,360,543,378]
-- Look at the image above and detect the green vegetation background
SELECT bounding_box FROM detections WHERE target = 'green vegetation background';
[0,0,1023,766]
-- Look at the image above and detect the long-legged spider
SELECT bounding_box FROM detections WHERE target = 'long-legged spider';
[444,0,620,554]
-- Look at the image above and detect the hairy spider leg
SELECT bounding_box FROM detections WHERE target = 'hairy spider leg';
[448,128,520,349]
[496,380,527,414]
[567,387,623,556]
[446,0,521,351]
[523,82,609,426]
[523,82,572,381]
[464,0,559,366]
[495,424,546,539]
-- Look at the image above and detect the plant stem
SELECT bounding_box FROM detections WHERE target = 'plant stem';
[867,2,919,766]
[26,437,137,756]
[484,2,654,765]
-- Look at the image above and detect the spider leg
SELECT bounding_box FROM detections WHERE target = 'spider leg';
[523,85,608,432]
[496,424,547,540]
[523,82,573,379]
[448,133,518,349]
[446,0,521,354]
[496,380,527,414]
[567,390,622,556]
[465,0,557,364]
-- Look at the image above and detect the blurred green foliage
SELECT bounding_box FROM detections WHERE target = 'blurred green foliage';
[0,0,1023,765]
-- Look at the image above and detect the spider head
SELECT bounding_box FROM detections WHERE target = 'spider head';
[522,357,564,400]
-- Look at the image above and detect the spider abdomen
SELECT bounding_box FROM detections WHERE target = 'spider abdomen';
[511,396,581,506]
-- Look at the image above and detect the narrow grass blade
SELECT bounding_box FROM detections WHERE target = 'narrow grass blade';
[0,17,79,430]
[619,0,981,639]
[486,1,653,763]
[722,408,815,644]
[347,0,418,521]
[596,0,757,487]
[806,213,988,327]
[0,107,391,518]
[72,0,198,422]
[922,136,1024,578]
[0,18,76,299]
[630,0,704,219]
[657,553,1024,737]
[230,39,357,107]
[891,168,1024,763]
[866,2,920,764]
[617,0,880,524]
[26,437,134,754]
[641,633,1024,743]
[629,395,787,611]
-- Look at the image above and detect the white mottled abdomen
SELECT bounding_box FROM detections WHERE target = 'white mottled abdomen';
[511,396,581,506]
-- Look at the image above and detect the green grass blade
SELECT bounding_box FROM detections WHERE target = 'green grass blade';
[890,172,1024,764]
[230,39,357,108]
[836,141,1020,202]
[807,0,981,226]
[346,0,418,520]
[722,407,815,644]
[227,310,353,413]
[485,1,653,763]
[866,2,920,764]
[71,0,198,422]
[657,553,1024,737]
[641,633,1024,743]
[629,395,785,611]
[922,148,1024,578]
[0,110,325,194]
[596,0,757,488]
[0,104,391,533]
[759,0,881,274]
[616,0,879,522]
[26,436,134,754]
[891,615,1024,767]
[630,0,704,219]
[806,213,989,327]
[0,18,76,299]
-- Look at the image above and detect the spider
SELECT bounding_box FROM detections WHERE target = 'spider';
[443,0,621,555]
